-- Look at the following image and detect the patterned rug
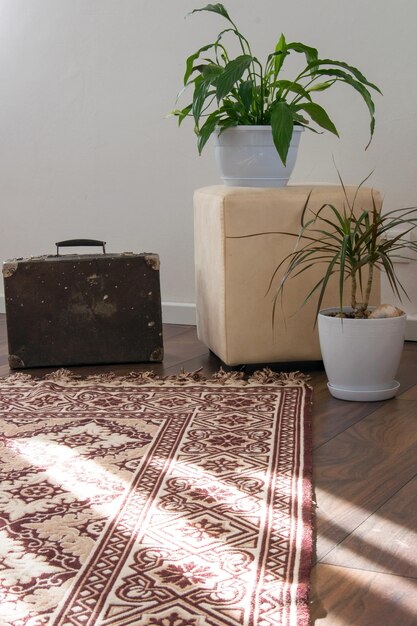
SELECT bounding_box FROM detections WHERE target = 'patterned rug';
[0,369,313,626]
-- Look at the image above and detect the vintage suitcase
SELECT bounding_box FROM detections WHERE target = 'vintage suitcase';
[3,239,164,369]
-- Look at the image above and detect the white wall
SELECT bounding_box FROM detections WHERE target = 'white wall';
[1,0,416,324]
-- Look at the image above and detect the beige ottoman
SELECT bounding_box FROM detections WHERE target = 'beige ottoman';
[194,185,381,365]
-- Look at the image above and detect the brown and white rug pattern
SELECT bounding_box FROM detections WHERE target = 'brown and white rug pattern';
[0,370,312,626]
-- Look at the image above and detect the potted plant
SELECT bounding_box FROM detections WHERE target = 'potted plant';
[271,175,417,401]
[172,3,381,187]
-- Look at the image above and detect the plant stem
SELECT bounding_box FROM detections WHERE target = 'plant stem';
[226,14,250,56]
[230,21,258,87]
[281,66,311,101]
[364,264,374,311]
[351,272,357,311]
[258,63,264,123]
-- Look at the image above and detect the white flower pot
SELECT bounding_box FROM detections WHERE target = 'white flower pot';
[213,125,304,187]
[318,307,407,401]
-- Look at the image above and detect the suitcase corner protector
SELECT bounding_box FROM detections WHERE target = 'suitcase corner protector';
[150,347,164,362]
[9,354,25,369]
[144,254,160,271]
[3,261,18,278]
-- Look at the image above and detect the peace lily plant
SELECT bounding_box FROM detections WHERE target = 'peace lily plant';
[172,3,381,166]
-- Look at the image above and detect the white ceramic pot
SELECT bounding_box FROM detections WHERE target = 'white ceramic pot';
[213,125,304,187]
[318,307,407,401]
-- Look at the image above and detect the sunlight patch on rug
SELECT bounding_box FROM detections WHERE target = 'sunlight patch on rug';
[0,369,313,626]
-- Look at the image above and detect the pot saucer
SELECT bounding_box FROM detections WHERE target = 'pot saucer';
[327,381,400,402]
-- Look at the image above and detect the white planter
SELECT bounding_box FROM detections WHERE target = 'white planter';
[213,125,303,187]
[318,307,407,401]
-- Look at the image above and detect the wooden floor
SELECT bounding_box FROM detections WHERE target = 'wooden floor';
[1,315,416,625]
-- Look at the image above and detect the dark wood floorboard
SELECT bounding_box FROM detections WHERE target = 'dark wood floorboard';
[322,475,417,578]
[314,399,417,561]
[1,314,416,625]
[310,564,417,626]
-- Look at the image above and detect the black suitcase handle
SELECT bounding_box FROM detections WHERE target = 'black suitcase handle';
[55,239,106,256]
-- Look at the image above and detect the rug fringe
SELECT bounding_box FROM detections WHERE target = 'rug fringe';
[1,367,311,387]
[248,368,310,386]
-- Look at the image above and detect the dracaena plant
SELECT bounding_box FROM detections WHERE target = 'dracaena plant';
[269,174,417,321]
[172,3,381,165]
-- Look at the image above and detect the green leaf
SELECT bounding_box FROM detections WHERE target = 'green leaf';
[172,104,192,126]
[270,101,294,166]
[220,99,241,121]
[315,252,341,320]
[308,59,382,94]
[192,77,212,125]
[379,256,405,300]
[201,62,224,82]
[272,79,312,102]
[294,102,339,136]
[191,3,232,22]
[295,120,321,133]
[287,41,318,66]
[317,203,350,233]
[215,55,252,103]
[307,80,336,93]
[274,34,287,77]
[308,68,376,142]
[238,79,253,112]
[184,44,216,85]
[217,117,239,132]
[339,235,350,308]
[183,28,237,85]
[197,111,223,153]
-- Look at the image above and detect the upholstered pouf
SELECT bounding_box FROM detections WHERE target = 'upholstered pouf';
[194,185,381,365]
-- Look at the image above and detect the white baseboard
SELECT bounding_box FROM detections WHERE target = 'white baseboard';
[162,301,196,325]
[0,295,196,326]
